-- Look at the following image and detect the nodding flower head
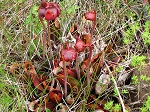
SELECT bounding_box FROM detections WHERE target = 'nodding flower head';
[84,9,96,21]
[49,2,61,15]
[38,2,49,19]
[45,8,57,20]
[40,1,49,8]
[38,8,46,18]
[38,2,61,20]
[61,43,77,62]
[74,38,86,53]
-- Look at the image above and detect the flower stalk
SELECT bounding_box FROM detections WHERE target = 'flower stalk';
[84,9,96,85]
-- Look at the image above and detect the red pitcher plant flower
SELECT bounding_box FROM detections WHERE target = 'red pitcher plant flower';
[38,1,61,59]
[38,2,61,21]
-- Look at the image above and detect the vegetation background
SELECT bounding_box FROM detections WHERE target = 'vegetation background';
[0,0,150,112]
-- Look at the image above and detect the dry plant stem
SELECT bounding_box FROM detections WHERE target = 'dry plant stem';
[92,21,96,35]
[105,62,126,112]
[87,21,96,85]
[68,88,86,111]
[50,79,55,91]
[87,47,92,85]
[47,21,52,56]
[76,53,80,79]
[40,18,47,60]
[63,58,67,97]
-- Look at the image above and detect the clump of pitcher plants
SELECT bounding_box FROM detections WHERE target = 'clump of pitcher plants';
[9,1,129,111]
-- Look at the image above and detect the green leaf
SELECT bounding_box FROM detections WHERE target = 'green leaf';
[122,89,129,94]
[30,6,38,15]
[140,107,148,112]
[104,101,114,110]
[113,88,118,96]
[113,104,121,111]
[140,75,147,81]
[0,65,5,76]
[131,22,140,31]
[46,108,51,112]
[143,21,150,29]
[142,32,150,45]
[130,55,146,68]
[132,75,138,84]
[0,93,12,106]
[115,65,123,73]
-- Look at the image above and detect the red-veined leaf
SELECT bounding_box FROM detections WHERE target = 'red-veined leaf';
[49,89,62,103]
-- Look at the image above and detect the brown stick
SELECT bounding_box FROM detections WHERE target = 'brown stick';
[40,18,47,60]
[63,58,67,97]
[47,21,52,57]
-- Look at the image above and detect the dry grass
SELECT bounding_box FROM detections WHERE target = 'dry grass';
[0,0,150,112]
